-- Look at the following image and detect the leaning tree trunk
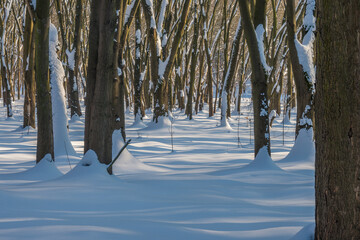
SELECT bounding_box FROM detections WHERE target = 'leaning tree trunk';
[315,1,360,239]
[286,0,314,137]
[220,17,242,126]
[35,0,54,162]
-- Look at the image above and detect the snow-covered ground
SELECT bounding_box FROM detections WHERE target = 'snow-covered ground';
[0,98,314,240]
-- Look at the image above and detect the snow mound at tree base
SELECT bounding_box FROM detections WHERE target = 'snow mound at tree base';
[129,119,147,128]
[141,116,173,131]
[289,223,314,240]
[277,129,315,171]
[112,130,166,175]
[69,114,82,124]
[241,147,284,172]
[218,119,234,132]
[59,150,118,185]
[210,147,284,176]
[0,154,62,182]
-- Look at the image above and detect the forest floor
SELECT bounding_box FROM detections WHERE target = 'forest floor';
[0,98,314,240]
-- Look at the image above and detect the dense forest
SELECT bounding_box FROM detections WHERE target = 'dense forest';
[0,0,359,239]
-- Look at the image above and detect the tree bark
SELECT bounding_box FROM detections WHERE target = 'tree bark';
[85,0,117,164]
[315,0,360,239]
[35,0,54,162]
[23,9,36,128]
[84,0,100,154]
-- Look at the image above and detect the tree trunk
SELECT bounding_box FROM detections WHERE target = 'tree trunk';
[285,57,293,119]
[85,0,117,164]
[238,0,270,156]
[113,0,139,141]
[141,0,162,121]
[68,0,83,117]
[35,0,54,162]
[186,1,199,120]
[133,6,143,122]
[175,52,185,110]
[195,48,204,114]
[204,37,213,117]
[315,0,360,239]
[84,0,100,155]
[0,6,13,118]
[220,17,242,126]
[23,9,36,128]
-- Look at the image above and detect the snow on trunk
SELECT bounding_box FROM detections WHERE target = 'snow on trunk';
[157,0,168,34]
[255,24,272,75]
[220,90,230,128]
[49,23,77,159]
[295,0,316,85]
[124,0,137,25]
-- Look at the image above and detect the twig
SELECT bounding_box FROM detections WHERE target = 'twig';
[107,139,131,175]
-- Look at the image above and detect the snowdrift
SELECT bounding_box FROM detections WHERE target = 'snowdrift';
[111,130,165,174]
[0,154,62,182]
[277,129,315,172]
